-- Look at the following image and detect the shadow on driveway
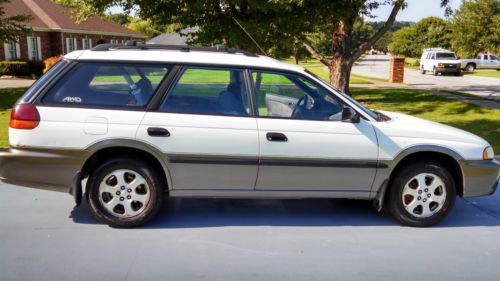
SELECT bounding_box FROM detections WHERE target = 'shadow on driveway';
[70,185,500,229]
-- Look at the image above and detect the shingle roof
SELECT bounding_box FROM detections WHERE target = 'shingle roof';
[2,0,145,37]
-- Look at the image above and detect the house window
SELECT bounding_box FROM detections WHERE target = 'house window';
[3,41,20,60]
[82,38,92,49]
[66,38,77,52]
[110,39,119,44]
[27,36,42,60]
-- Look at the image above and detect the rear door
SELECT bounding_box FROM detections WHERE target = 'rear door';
[250,70,378,193]
[137,66,259,190]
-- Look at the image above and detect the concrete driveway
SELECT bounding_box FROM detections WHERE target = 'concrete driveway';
[352,55,500,100]
[1,181,500,281]
[0,79,35,89]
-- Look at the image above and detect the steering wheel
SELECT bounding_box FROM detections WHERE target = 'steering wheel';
[291,94,309,118]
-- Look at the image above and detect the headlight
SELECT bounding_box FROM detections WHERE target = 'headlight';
[483,146,494,160]
[438,63,444,68]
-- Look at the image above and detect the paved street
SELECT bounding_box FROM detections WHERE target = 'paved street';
[1,181,499,281]
[0,79,35,89]
[352,55,500,99]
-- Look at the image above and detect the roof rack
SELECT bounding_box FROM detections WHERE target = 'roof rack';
[423,47,451,52]
[91,41,258,57]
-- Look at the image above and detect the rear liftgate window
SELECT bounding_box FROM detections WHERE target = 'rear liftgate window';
[42,63,169,108]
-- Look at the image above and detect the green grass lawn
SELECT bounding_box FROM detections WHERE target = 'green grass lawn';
[462,70,500,79]
[1,87,498,152]
[0,88,26,147]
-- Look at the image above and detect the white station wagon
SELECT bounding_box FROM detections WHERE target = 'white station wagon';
[0,44,498,228]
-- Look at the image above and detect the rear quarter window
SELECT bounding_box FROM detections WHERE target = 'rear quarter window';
[41,62,169,108]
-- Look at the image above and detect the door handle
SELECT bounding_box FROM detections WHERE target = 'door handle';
[266,132,288,142]
[147,127,170,137]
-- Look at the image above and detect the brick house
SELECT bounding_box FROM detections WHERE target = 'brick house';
[1,0,146,61]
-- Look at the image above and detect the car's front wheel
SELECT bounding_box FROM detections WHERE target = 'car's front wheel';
[420,66,426,75]
[86,158,164,228]
[433,67,439,76]
[387,161,456,227]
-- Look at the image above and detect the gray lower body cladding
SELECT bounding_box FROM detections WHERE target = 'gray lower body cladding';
[0,147,498,200]
[0,147,89,193]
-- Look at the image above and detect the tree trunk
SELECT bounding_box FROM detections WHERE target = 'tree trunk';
[328,21,354,94]
[328,57,353,94]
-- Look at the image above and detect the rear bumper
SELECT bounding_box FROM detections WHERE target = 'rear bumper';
[460,159,500,197]
[0,147,89,193]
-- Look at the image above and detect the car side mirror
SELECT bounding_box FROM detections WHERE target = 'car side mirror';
[341,107,360,123]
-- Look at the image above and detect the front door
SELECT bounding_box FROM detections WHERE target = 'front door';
[138,66,259,190]
[250,70,379,192]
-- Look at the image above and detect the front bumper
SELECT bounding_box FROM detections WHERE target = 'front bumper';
[436,67,461,73]
[0,147,89,193]
[460,159,500,197]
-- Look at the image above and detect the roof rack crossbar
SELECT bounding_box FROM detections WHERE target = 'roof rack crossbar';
[91,43,258,57]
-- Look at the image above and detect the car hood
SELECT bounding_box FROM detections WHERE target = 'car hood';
[375,111,489,146]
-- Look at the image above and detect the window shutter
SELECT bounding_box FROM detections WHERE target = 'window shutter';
[89,39,92,48]
[73,38,77,50]
[15,43,21,59]
[27,37,33,60]
[3,43,11,60]
[36,37,42,60]
[81,38,85,49]
[65,38,70,53]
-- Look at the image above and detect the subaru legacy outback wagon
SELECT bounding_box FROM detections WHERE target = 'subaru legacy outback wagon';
[1,44,498,228]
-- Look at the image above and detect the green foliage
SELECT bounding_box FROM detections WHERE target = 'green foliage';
[0,61,44,77]
[388,17,451,57]
[0,0,32,42]
[126,17,162,39]
[450,0,500,58]
[372,31,393,52]
[105,13,131,25]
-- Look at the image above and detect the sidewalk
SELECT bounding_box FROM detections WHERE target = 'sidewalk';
[0,79,35,89]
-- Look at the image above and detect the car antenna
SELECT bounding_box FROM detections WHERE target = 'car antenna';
[231,16,268,56]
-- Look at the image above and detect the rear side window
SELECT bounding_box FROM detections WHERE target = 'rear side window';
[42,63,169,108]
[161,67,251,116]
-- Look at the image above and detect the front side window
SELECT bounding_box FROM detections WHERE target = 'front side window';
[42,63,169,108]
[251,71,343,121]
[161,67,251,116]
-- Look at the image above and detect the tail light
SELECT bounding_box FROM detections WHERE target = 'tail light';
[9,104,40,130]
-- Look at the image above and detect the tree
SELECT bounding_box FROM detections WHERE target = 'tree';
[450,0,500,58]
[372,31,392,53]
[388,17,451,57]
[126,17,162,39]
[388,26,419,57]
[0,0,32,42]
[106,13,131,25]
[59,0,450,93]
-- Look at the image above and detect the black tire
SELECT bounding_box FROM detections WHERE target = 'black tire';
[465,64,475,72]
[86,158,164,228]
[420,67,426,75]
[433,67,439,76]
[454,71,462,76]
[387,161,456,227]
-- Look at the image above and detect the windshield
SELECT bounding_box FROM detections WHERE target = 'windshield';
[304,69,380,120]
[436,52,457,60]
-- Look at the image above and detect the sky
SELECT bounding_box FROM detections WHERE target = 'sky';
[109,0,463,22]
[369,0,462,22]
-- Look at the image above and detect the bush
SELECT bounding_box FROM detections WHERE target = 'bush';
[43,56,62,73]
[0,60,45,77]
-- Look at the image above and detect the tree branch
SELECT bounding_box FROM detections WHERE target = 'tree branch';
[352,0,404,60]
[302,38,331,66]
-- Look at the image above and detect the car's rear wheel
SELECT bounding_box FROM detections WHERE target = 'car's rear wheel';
[420,66,426,74]
[387,161,456,227]
[86,158,164,228]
